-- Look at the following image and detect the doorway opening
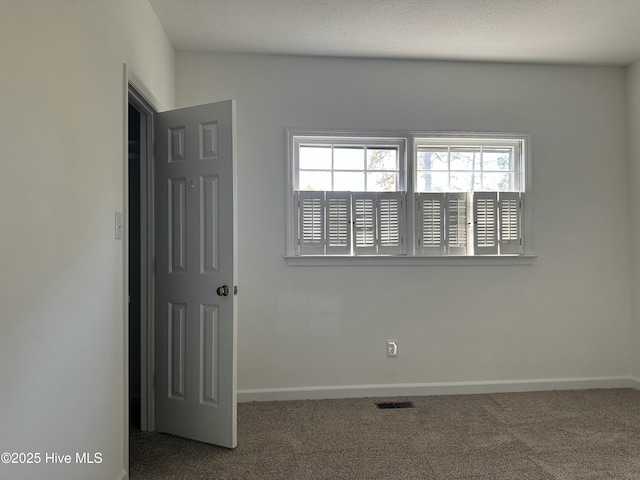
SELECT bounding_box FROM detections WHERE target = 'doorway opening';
[128,103,142,430]
[127,85,156,434]
[124,76,238,455]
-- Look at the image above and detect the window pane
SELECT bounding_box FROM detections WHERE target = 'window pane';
[417,148,448,170]
[450,147,481,171]
[483,148,513,171]
[334,171,365,191]
[299,146,332,170]
[367,172,398,192]
[334,146,365,170]
[367,149,398,170]
[417,172,448,192]
[450,172,481,192]
[482,172,513,191]
[299,171,331,191]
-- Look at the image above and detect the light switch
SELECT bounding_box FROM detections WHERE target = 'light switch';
[115,211,123,240]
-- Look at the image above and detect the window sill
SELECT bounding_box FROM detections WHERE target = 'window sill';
[284,254,538,267]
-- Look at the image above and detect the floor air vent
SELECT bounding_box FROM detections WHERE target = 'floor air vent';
[375,401,415,409]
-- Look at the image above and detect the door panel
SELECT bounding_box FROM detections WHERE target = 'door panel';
[200,305,219,405]
[154,100,237,448]
[201,175,219,273]
[168,302,186,401]
[169,178,187,273]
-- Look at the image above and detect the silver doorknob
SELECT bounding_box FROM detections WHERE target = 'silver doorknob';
[216,285,230,297]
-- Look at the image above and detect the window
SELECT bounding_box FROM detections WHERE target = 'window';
[414,138,524,256]
[292,136,407,256]
[299,143,401,192]
[286,130,532,263]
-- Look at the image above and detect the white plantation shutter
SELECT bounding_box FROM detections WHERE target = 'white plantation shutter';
[377,192,405,254]
[289,131,530,259]
[352,193,377,255]
[295,191,407,256]
[446,193,469,255]
[473,192,498,255]
[416,193,445,256]
[498,192,523,254]
[296,191,325,255]
[326,192,352,254]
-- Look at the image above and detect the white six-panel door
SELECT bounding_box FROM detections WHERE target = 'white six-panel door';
[154,100,237,448]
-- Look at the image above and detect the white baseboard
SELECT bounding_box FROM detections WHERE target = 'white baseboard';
[238,376,634,402]
[629,377,640,390]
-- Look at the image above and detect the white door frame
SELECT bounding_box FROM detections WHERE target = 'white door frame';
[122,64,166,477]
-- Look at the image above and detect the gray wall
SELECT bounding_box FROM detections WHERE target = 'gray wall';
[0,2,174,479]
[628,60,640,379]
[176,53,632,394]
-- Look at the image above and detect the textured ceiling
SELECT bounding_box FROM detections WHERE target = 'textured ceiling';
[147,0,640,65]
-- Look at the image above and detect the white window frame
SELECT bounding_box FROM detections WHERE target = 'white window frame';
[285,129,535,266]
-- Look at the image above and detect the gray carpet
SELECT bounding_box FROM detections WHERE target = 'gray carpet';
[130,388,640,479]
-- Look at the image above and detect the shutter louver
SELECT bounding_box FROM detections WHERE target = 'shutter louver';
[378,192,405,254]
[498,192,523,255]
[474,192,498,255]
[296,191,325,255]
[352,193,377,254]
[416,193,445,256]
[326,192,352,254]
[447,192,469,255]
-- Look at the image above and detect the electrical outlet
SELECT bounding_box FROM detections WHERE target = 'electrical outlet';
[387,340,398,357]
